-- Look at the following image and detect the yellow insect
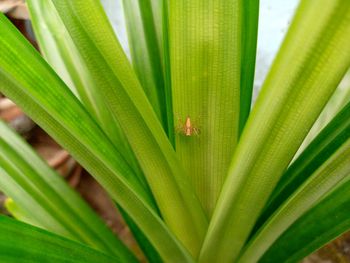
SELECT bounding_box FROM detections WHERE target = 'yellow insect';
[175,116,201,136]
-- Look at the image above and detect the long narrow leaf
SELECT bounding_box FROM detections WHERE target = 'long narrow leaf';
[169,0,242,216]
[239,0,259,134]
[0,13,193,263]
[50,0,207,256]
[5,198,38,226]
[162,0,175,145]
[0,120,136,262]
[258,99,350,230]
[118,206,162,263]
[238,137,350,262]
[296,72,350,151]
[0,216,118,263]
[200,2,350,262]
[259,177,350,263]
[26,0,145,185]
[122,0,167,130]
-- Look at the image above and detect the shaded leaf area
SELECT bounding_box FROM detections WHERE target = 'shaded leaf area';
[260,177,350,263]
[0,215,118,263]
[238,137,350,262]
[239,0,259,135]
[0,120,137,262]
[118,205,162,263]
[122,0,167,130]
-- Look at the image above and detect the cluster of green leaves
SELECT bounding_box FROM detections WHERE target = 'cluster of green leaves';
[0,0,350,262]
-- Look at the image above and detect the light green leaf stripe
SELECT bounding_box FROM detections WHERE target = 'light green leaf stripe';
[170,0,242,217]
[0,120,136,262]
[0,13,193,263]
[238,138,350,263]
[0,216,118,263]
[200,1,350,262]
[26,0,145,186]
[51,0,207,256]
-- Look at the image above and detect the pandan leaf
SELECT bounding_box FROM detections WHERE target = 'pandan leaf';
[0,215,118,263]
[0,120,137,262]
[200,2,350,262]
[0,13,193,263]
[259,176,350,263]
[50,0,207,256]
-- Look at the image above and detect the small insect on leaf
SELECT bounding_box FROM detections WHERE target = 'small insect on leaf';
[175,116,201,136]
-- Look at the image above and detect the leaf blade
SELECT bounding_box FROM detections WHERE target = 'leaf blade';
[239,0,259,134]
[238,138,350,262]
[258,98,350,231]
[26,0,145,183]
[0,120,137,262]
[200,2,350,262]
[259,177,350,263]
[0,13,193,263]
[50,0,207,255]
[122,0,167,129]
[0,216,118,263]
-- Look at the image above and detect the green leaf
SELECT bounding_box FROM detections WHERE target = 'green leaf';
[118,206,162,263]
[257,99,350,231]
[238,136,350,263]
[259,176,350,263]
[0,215,118,263]
[26,0,144,184]
[169,0,242,216]
[0,120,136,262]
[200,2,350,262]
[162,0,175,145]
[0,13,193,263]
[297,71,350,150]
[122,0,167,130]
[239,0,259,134]
[50,0,207,256]
[5,198,38,227]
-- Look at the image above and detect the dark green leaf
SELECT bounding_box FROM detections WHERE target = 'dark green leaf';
[260,177,350,263]
[257,99,350,232]
[0,216,118,263]
[122,0,167,131]
[239,0,259,135]
[0,120,137,262]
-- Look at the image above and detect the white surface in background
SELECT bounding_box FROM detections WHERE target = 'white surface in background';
[255,0,299,88]
[100,0,129,55]
[101,0,300,89]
